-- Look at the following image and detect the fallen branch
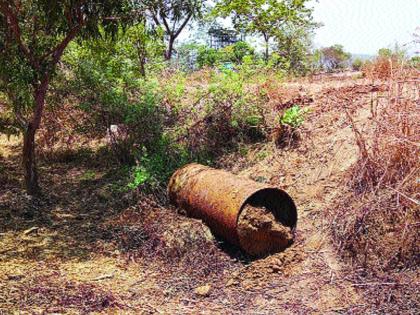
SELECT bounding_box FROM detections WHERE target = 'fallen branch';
[386,186,420,206]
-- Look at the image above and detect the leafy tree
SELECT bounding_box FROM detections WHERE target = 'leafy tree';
[378,44,406,62]
[320,44,351,71]
[0,0,130,194]
[273,24,314,75]
[378,48,392,58]
[145,0,206,60]
[214,0,315,61]
[197,45,219,67]
[125,22,166,77]
[195,41,254,68]
[229,41,254,64]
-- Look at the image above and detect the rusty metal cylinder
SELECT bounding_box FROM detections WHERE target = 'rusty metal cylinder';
[168,163,297,255]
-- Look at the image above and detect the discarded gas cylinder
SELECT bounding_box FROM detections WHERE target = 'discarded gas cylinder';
[168,163,297,256]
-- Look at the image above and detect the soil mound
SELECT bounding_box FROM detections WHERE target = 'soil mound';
[237,205,293,256]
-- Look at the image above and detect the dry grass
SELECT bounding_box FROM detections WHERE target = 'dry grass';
[1,273,125,314]
[331,70,419,313]
[362,56,394,80]
[0,140,243,313]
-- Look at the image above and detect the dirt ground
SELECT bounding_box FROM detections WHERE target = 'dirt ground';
[0,74,417,314]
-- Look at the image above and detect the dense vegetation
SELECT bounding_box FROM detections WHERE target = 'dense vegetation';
[0,0,317,194]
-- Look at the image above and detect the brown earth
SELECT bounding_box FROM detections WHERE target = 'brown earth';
[0,73,417,314]
[237,205,293,256]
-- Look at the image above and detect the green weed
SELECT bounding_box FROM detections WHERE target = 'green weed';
[280,105,310,128]
[80,170,96,181]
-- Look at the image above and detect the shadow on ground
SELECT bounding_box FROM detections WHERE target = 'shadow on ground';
[0,145,135,262]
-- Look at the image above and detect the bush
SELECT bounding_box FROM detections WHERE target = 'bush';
[280,105,308,128]
[361,57,393,79]
[168,67,271,160]
[362,47,408,79]
[61,30,169,165]
[409,56,420,69]
[55,36,278,190]
[197,46,219,68]
[351,58,364,71]
[271,105,309,147]
[177,43,202,70]
[221,41,255,64]
[196,41,255,69]
[127,137,189,190]
[125,67,271,188]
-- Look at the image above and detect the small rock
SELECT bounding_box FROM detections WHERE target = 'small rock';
[226,279,238,287]
[7,274,24,281]
[270,264,282,273]
[194,284,211,297]
[243,281,254,290]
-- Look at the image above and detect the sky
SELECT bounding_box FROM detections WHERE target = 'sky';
[180,0,420,56]
[311,0,420,55]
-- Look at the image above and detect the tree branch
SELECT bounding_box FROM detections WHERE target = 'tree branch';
[0,1,40,70]
[173,13,192,39]
[160,15,171,34]
[40,2,85,63]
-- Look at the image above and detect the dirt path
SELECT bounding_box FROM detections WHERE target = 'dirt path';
[0,77,382,314]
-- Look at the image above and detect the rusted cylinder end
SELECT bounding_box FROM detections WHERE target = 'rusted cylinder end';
[168,163,297,256]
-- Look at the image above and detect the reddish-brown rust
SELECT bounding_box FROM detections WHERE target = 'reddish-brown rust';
[168,163,297,249]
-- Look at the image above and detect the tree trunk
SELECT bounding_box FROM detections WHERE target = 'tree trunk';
[22,123,39,195]
[22,82,48,195]
[165,37,175,60]
[139,55,146,77]
[263,34,270,62]
[265,43,269,63]
[136,41,147,77]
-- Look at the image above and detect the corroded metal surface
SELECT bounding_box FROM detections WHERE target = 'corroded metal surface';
[168,163,297,248]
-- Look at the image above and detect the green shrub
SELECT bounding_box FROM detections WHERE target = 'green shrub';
[220,41,255,64]
[127,137,189,189]
[280,105,309,128]
[409,56,420,68]
[211,70,265,136]
[352,58,364,71]
[197,46,219,68]
[127,165,150,189]
[64,32,166,164]
[196,41,255,69]
[59,35,279,190]
[178,68,269,159]
[160,70,186,111]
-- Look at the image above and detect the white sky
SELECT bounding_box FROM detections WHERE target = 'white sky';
[180,0,420,55]
[312,0,420,55]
